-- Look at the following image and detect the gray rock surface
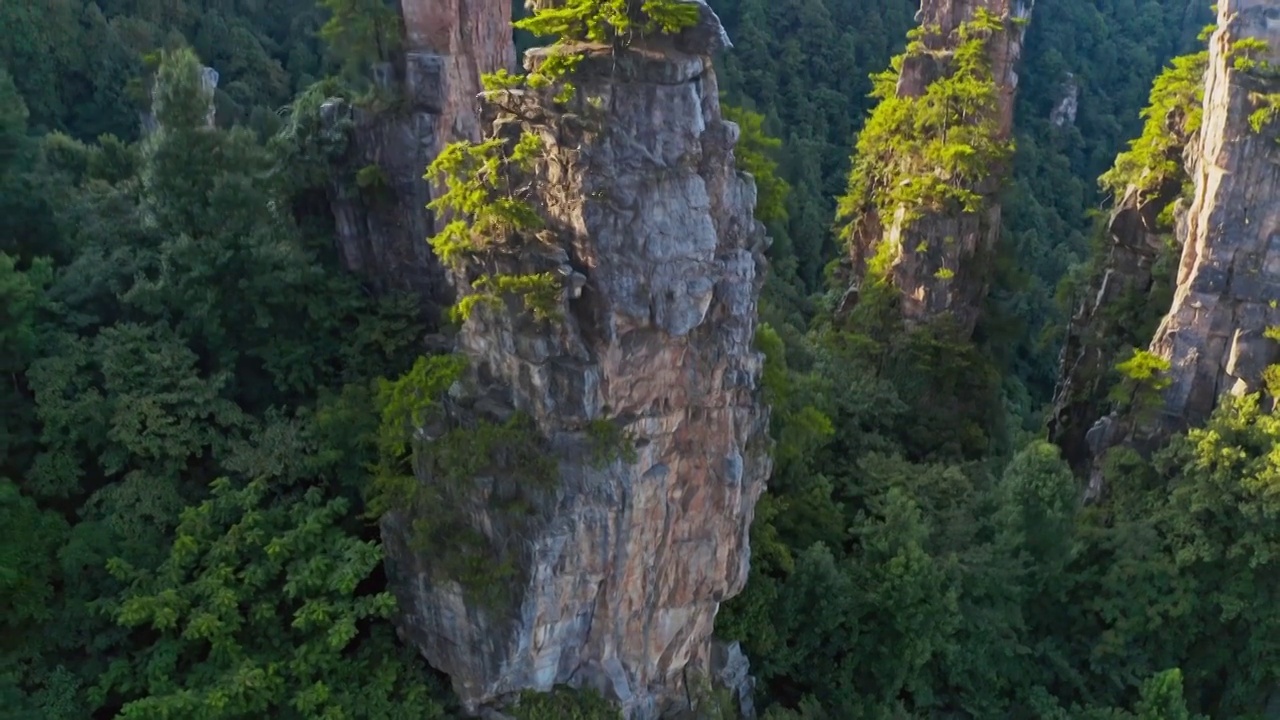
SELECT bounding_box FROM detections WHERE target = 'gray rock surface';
[1050,1,1280,493]
[1049,182,1186,474]
[381,20,771,720]
[1144,0,1280,434]
[1050,73,1079,127]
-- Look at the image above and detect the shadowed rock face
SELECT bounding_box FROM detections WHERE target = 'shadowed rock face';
[324,0,514,313]
[1048,183,1182,473]
[380,17,771,720]
[847,0,1033,336]
[1144,0,1280,435]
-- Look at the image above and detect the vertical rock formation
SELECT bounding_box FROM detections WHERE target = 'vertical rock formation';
[1046,43,1206,471]
[1050,0,1280,490]
[1049,73,1079,128]
[842,0,1034,336]
[1144,0,1280,435]
[380,7,771,719]
[324,0,514,311]
[909,0,1033,135]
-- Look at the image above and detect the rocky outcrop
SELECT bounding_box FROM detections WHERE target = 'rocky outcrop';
[908,0,1033,135]
[325,0,514,312]
[1143,0,1280,435]
[844,0,1033,336]
[1050,0,1280,491]
[1048,183,1183,473]
[1049,72,1079,128]
[381,13,771,720]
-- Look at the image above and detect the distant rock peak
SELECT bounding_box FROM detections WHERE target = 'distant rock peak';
[839,0,1034,336]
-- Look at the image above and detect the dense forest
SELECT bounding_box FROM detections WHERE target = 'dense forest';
[4,1,1279,719]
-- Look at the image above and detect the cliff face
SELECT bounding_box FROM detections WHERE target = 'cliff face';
[381,11,771,720]
[1050,0,1280,491]
[1048,184,1182,472]
[1145,0,1280,435]
[845,0,1033,336]
[325,0,514,311]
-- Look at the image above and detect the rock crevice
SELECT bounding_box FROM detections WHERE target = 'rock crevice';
[1049,0,1280,491]
[1145,0,1280,434]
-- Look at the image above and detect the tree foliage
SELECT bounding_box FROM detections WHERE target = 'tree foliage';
[1098,51,1208,196]
[0,45,432,715]
[99,478,445,719]
[838,9,1014,245]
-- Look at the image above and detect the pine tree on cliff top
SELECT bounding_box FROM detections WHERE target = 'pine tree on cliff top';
[515,0,700,46]
[426,0,701,325]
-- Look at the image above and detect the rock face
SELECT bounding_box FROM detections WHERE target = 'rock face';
[846,0,1033,336]
[1049,73,1079,128]
[1048,184,1181,472]
[908,0,1033,135]
[1144,0,1280,435]
[325,0,514,311]
[381,16,772,720]
[1049,0,1280,490]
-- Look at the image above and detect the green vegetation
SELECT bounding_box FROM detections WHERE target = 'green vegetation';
[366,354,557,609]
[1227,36,1278,75]
[585,419,638,468]
[317,0,402,79]
[1233,37,1280,134]
[990,0,1211,400]
[1109,347,1173,414]
[1098,51,1208,196]
[426,134,561,324]
[838,10,1014,254]
[515,0,701,43]
[101,477,443,718]
[0,45,448,716]
[711,2,1280,718]
[509,685,622,719]
[427,1,703,325]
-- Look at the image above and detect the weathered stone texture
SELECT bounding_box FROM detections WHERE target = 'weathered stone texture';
[1146,0,1280,434]
[382,19,771,720]
[1049,1,1280,496]
[1049,72,1079,128]
[325,0,514,311]
[848,0,1033,336]
[1048,183,1180,472]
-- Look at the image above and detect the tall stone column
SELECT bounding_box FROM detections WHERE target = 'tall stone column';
[379,7,772,718]
[1144,0,1280,435]
[844,0,1034,336]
